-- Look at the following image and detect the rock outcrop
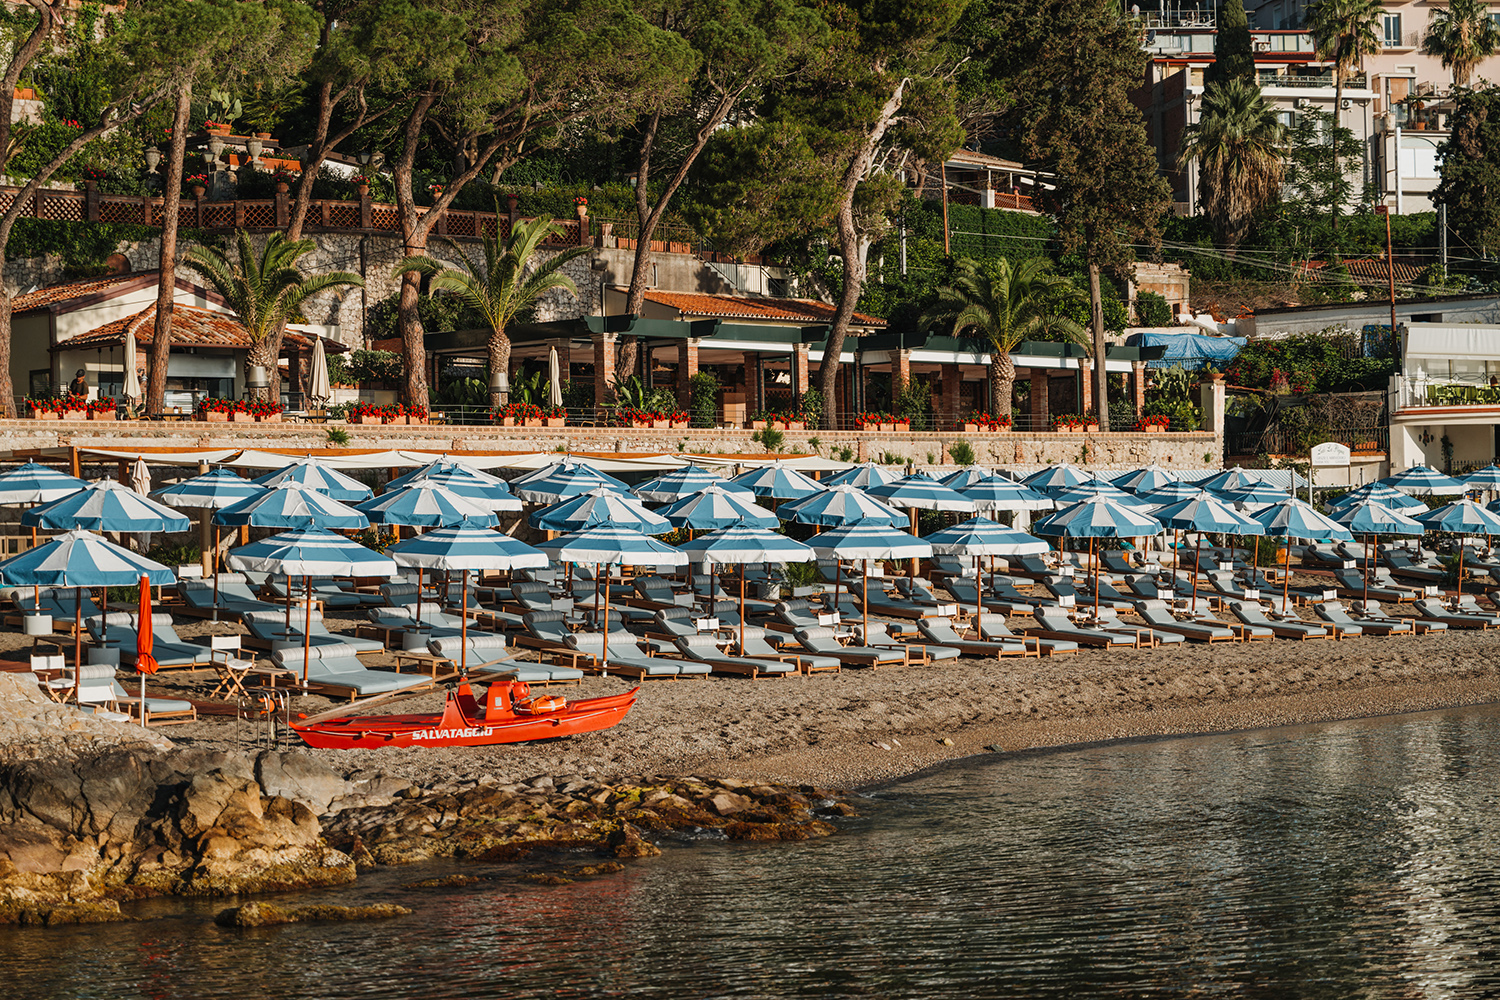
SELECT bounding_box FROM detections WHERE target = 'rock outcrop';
[215,901,412,927]
[0,672,170,761]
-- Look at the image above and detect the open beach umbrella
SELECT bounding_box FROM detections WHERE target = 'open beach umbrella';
[153,468,269,613]
[780,484,906,528]
[532,487,672,534]
[229,528,397,683]
[1113,464,1178,495]
[937,466,994,491]
[632,465,751,503]
[1021,464,1090,492]
[308,338,332,406]
[388,457,511,491]
[1414,499,1500,597]
[657,484,778,531]
[1151,491,1263,613]
[401,468,522,512]
[1221,482,1291,512]
[807,524,933,637]
[0,530,174,696]
[867,471,975,572]
[1380,464,1467,496]
[1194,466,1262,492]
[823,461,899,490]
[511,462,631,504]
[0,461,87,504]
[1327,482,1425,512]
[729,461,826,501]
[1251,498,1353,609]
[511,457,630,491]
[926,517,1049,624]
[1051,482,1155,510]
[1329,500,1426,607]
[251,456,373,502]
[388,527,548,676]
[961,475,1054,514]
[1137,481,1228,507]
[359,483,500,529]
[24,479,191,533]
[215,481,370,530]
[1462,463,1500,492]
[539,526,688,674]
[1034,497,1166,611]
[678,526,816,653]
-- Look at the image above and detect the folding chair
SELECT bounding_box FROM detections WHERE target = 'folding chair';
[208,635,256,699]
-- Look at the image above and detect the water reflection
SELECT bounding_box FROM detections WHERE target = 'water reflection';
[3,704,1498,999]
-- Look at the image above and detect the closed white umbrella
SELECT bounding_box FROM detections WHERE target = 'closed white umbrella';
[123,330,141,402]
[308,337,331,406]
[130,458,153,554]
[548,346,563,409]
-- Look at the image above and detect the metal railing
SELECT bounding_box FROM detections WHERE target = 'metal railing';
[1229,425,1389,458]
[1392,374,1500,410]
[1258,73,1368,90]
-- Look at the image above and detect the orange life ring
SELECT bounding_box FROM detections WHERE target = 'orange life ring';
[516,694,567,715]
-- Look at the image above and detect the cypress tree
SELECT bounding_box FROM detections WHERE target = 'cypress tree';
[1209,0,1256,86]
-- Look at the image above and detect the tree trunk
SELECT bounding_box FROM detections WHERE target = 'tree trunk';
[147,86,193,414]
[1088,262,1109,431]
[398,266,428,406]
[245,337,275,390]
[487,326,512,409]
[990,351,1015,418]
[615,338,638,396]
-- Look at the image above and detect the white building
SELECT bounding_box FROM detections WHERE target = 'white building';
[1387,323,1500,471]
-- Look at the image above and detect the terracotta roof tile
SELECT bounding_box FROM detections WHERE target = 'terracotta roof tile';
[642,291,886,327]
[12,271,149,312]
[58,305,336,352]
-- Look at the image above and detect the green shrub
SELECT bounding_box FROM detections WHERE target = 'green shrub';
[689,370,720,428]
[1136,291,1172,327]
[948,440,976,466]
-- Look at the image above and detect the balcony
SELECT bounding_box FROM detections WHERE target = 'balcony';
[1258,72,1369,90]
[1391,373,1500,412]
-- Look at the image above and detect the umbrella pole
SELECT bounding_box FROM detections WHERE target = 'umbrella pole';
[1191,534,1203,614]
[1363,535,1371,607]
[212,526,221,622]
[416,568,423,628]
[1092,537,1099,612]
[863,560,869,639]
[460,570,468,676]
[974,555,981,633]
[303,575,312,687]
[1457,543,1465,603]
[73,587,81,701]
[739,568,745,656]
[1283,540,1292,609]
[601,563,609,675]
[284,572,292,634]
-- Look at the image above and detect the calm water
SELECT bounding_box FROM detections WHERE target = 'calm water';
[6,705,1500,999]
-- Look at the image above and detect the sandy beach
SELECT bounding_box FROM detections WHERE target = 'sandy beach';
[61,601,1496,791]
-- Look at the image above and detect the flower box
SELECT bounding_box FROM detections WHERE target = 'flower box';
[257,413,281,423]
[62,410,85,421]
[1085,423,1100,432]
[785,420,805,431]
[1056,426,1081,434]
[545,418,566,428]
[31,410,57,421]
[202,411,229,422]
[500,417,516,427]
[232,411,255,423]
[652,419,670,429]
[358,415,381,425]
[1140,425,1164,433]
[409,417,426,425]
[890,424,909,432]
[524,419,543,428]
[669,420,688,430]
[89,410,115,421]
[387,415,408,425]
[750,420,767,429]
[962,423,982,432]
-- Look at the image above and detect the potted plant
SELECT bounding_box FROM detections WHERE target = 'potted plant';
[748,409,768,430]
[545,406,566,428]
[574,195,588,219]
[891,415,910,432]
[58,395,88,421]
[272,169,296,193]
[87,397,117,421]
[1135,414,1171,433]
[349,401,382,425]
[204,119,230,136]
[27,397,60,420]
[252,399,284,423]
[1052,413,1086,433]
[185,173,209,197]
[669,410,689,430]
[406,404,428,426]
[352,172,371,196]
[428,182,445,202]
[196,398,232,422]
[81,166,107,189]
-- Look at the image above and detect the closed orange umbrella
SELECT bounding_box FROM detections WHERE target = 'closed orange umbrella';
[134,574,159,726]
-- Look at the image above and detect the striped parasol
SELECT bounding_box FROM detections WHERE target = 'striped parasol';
[1462,463,1500,490]
[251,456,374,502]
[806,524,934,636]
[23,480,191,533]
[531,487,673,534]
[677,526,816,651]
[823,461,900,490]
[1021,463,1090,492]
[1036,496,1167,611]
[358,483,500,528]
[1253,497,1353,608]
[1330,500,1427,607]
[728,461,826,500]
[780,484,906,527]
[1193,466,1262,492]
[1111,464,1179,494]
[925,517,1050,623]
[1051,482,1155,510]
[0,461,87,504]
[937,466,994,490]
[961,475,1054,513]
[1327,482,1425,511]
[511,462,631,504]
[1379,464,1468,496]
[215,481,370,530]
[866,471,976,512]
[151,467,267,509]
[632,465,752,503]
[657,485,778,530]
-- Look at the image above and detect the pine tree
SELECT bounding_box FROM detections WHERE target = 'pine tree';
[1434,89,1500,255]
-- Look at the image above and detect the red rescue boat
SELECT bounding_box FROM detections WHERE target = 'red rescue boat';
[291,680,640,749]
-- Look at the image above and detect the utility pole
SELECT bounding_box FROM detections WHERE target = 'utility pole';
[1439,203,1448,269]
[1377,204,1396,335]
[940,161,951,257]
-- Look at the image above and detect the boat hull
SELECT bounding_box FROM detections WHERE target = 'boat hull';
[291,684,639,749]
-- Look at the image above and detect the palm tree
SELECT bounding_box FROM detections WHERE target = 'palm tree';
[180,230,363,397]
[919,258,1087,419]
[397,216,591,408]
[1422,0,1500,88]
[1178,78,1285,251]
[1305,0,1383,231]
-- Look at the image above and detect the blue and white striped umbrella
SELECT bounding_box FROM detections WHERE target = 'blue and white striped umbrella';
[937,466,993,491]
[539,525,689,568]
[511,462,631,504]
[961,475,1054,512]
[387,526,548,571]
[0,529,175,587]
[1221,482,1291,510]
[1021,464,1090,492]
[23,480,191,532]
[251,456,373,502]
[0,461,87,504]
[403,468,522,512]
[924,517,1050,556]
[1413,498,1500,534]
[1194,466,1262,492]
[151,467,268,510]
[632,465,751,503]
[1462,463,1500,490]
[677,525,815,566]
[823,461,900,490]
[1111,464,1179,495]
[806,524,934,561]
[357,483,499,528]
[866,472,976,512]
[1138,481,1228,506]
[1327,482,1425,511]
[1328,500,1425,536]
[227,527,397,576]
[531,487,672,534]
[657,485,778,530]
[1033,496,1165,539]
[1250,498,1353,541]
[1051,482,1155,510]
[1152,491,1265,535]
[728,462,826,500]
[780,484,906,527]
[387,458,510,491]
[512,458,629,490]
[215,481,370,530]
[1379,464,1467,496]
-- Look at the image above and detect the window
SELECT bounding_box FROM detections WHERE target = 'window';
[1383,13,1401,46]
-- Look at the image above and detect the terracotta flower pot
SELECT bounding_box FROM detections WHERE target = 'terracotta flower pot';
[202,411,228,422]
[524,419,543,428]
[257,413,281,423]
[359,416,381,425]
[962,423,981,432]
[545,418,565,428]
[670,420,687,430]
[750,420,767,429]
[62,411,85,421]
[89,410,115,421]
[232,411,255,423]
[652,419,669,429]
[386,415,408,425]
[191,186,205,198]
[32,410,57,420]
[501,417,516,427]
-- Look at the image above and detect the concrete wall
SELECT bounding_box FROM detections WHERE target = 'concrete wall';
[1242,296,1500,340]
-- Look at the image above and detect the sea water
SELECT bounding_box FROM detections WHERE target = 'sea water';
[4,704,1499,999]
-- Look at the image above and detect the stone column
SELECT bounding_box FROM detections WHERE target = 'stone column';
[1078,358,1093,416]
[894,347,912,394]
[1199,376,1227,438]
[752,353,765,415]
[1028,369,1049,429]
[592,330,617,408]
[938,362,962,430]
[1132,361,1148,420]
[677,337,699,410]
[792,343,810,397]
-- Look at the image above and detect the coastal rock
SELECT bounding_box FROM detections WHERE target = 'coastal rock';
[254,751,350,815]
[215,901,411,928]
[0,673,170,762]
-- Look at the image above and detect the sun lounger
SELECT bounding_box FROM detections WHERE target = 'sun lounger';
[791,626,922,668]
[1333,542,1378,569]
[178,576,284,619]
[1127,600,1235,643]
[86,612,215,668]
[728,625,840,673]
[268,577,382,609]
[103,677,198,726]
[915,617,1036,657]
[1029,610,1140,648]
[242,608,383,653]
[561,631,707,680]
[939,578,1033,616]
[1083,607,1174,646]
[1303,545,1355,571]
[1312,601,1387,638]
[672,635,796,678]
[860,586,946,620]
[770,599,836,632]
[1380,551,1444,583]
[973,614,1078,655]
[272,645,434,700]
[1350,600,1444,634]
[9,586,104,628]
[1043,578,1133,610]
[1225,600,1333,640]
[1448,595,1500,627]
[1334,569,1420,603]
[1415,599,1495,629]
[861,621,961,661]
[424,635,583,685]
[1008,555,1070,582]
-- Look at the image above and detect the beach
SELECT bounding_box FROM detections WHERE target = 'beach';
[77,606,1500,790]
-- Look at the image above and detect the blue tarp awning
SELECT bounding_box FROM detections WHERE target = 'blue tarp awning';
[1128,331,1246,370]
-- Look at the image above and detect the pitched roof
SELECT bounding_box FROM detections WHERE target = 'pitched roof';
[56,305,344,353]
[12,272,150,312]
[1299,258,1427,286]
[642,291,886,327]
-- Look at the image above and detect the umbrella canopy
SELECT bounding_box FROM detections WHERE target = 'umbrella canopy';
[937,466,993,491]
[539,525,690,568]
[924,518,1050,556]
[151,467,269,510]
[866,472,976,512]
[0,529,176,587]
[632,465,752,503]
[728,461,826,500]
[1021,464,1090,492]
[123,325,141,401]
[23,480,191,533]
[805,524,935,561]
[357,483,500,528]
[1327,482,1426,511]
[388,457,512,491]
[398,467,522,512]
[1251,498,1353,541]
[0,461,87,505]
[548,347,564,409]
[1194,466,1262,492]
[511,462,631,504]
[1328,500,1425,536]
[1379,464,1467,496]
[1152,491,1266,535]
[677,525,815,565]
[227,527,397,576]
[511,458,630,490]
[1220,482,1291,509]
[1051,482,1155,510]
[215,481,370,530]
[780,484,906,527]
[657,485,779,530]
[1138,481,1227,507]
[823,461,900,490]
[1413,498,1500,535]
[1033,496,1165,539]
[308,338,331,404]
[1462,463,1500,490]
[251,457,373,502]
[531,487,673,534]
[1112,464,1179,494]
[386,526,547,572]
[961,476,1054,512]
